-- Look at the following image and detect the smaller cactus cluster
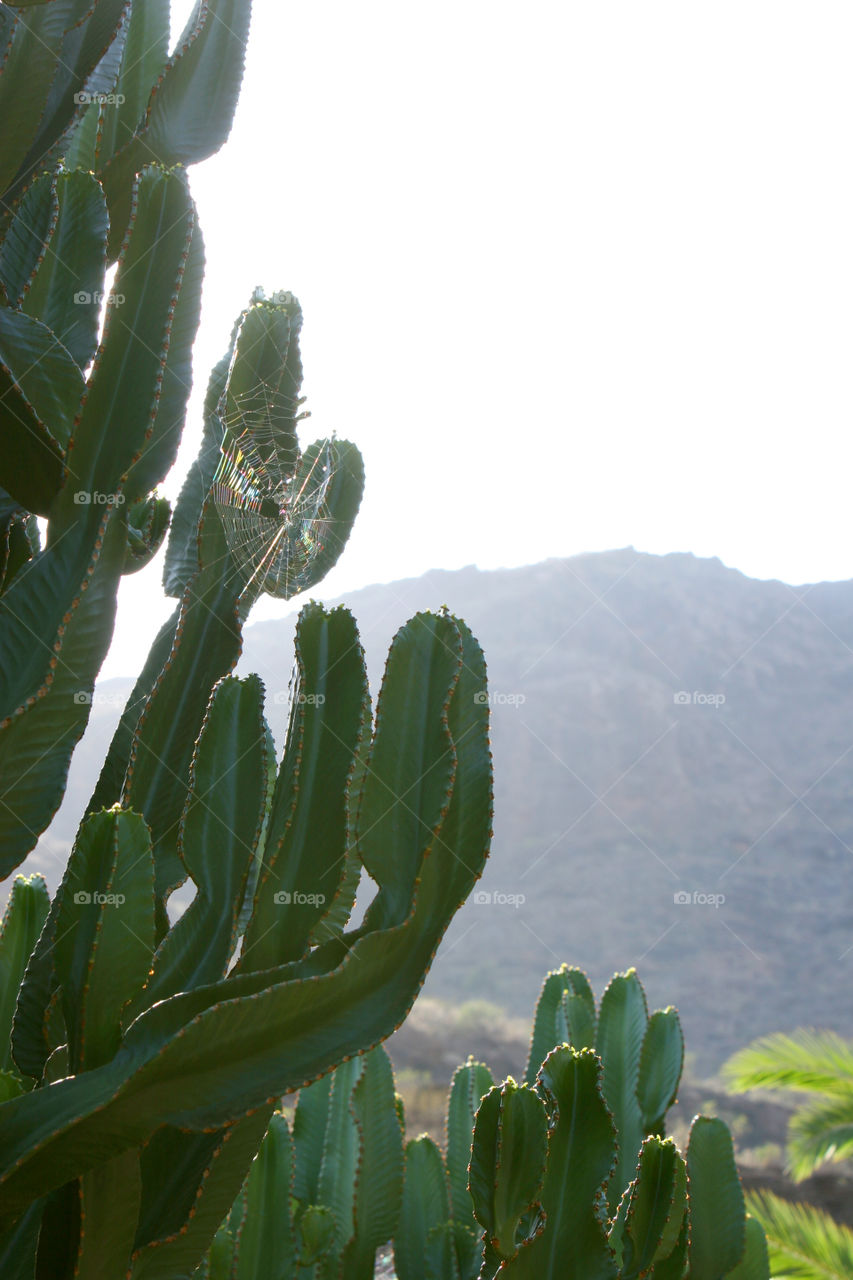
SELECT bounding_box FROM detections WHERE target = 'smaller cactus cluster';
[197,966,771,1279]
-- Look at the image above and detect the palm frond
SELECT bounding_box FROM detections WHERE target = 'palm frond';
[746,1190,853,1280]
[723,1031,853,1098]
[787,1092,853,1181]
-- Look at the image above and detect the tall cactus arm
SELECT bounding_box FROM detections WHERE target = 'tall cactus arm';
[76,1148,141,1280]
[50,166,197,533]
[162,310,242,598]
[0,172,59,307]
[12,898,68,1085]
[0,612,493,1221]
[53,807,155,1074]
[121,295,359,911]
[121,510,248,907]
[87,604,180,815]
[357,612,463,932]
[124,675,268,1019]
[686,1116,747,1279]
[100,0,252,259]
[230,1112,299,1279]
[128,1111,273,1279]
[0,0,129,204]
[20,170,110,371]
[238,604,369,973]
[341,1047,405,1278]
[0,168,197,876]
[595,969,649,1214]
[524,965,596,1085]
[314,1056,361,1276]
[395,1136,457,1280]
[609,1138,686,1279]
[498,1047,617,1280]
[293,1073,334,1205]
[123,214,205,502]
[94,0,171,173]
[0,507,127,879]
[468,1080,548,1261]
[202,296,366,602]
[446,1059,494,1235]
[0,164,195,711]
[0,875,49,1076]
[0,305,85,515]
[219,293,303,479]
[262,436,365,600]
[637,1009,684,1136]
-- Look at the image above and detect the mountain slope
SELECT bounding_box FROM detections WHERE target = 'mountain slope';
[26,549,853,1073]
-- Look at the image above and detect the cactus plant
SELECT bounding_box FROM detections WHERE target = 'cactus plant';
[201,1045,404,1278]
[0,0,257,878]
[0,2,494,1273]
[199,965,769,1279]
[391,966,770,1280]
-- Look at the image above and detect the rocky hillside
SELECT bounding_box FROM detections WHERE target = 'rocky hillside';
[25,549,853,1074]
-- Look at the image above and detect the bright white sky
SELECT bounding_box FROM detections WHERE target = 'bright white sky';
[103,1,853,677]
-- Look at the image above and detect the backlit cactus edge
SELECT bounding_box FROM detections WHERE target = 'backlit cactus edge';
[0,0,493,1271]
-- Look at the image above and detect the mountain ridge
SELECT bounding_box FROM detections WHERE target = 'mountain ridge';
[24,549,853,1074]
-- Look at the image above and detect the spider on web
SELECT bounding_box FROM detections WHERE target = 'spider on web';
[210,376,337,600]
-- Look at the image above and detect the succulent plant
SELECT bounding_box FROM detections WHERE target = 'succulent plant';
[0,4,494,1272]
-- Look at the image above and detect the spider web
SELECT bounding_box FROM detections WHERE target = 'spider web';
[210,377,337,599]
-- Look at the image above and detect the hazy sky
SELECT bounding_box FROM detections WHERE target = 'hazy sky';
[103,1,853,677]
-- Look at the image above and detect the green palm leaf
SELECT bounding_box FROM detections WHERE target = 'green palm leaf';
[746,1190,853,1280]
[723,1032,853,1097]
[787,1091,853,1181]
[724,1030,853,1181]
